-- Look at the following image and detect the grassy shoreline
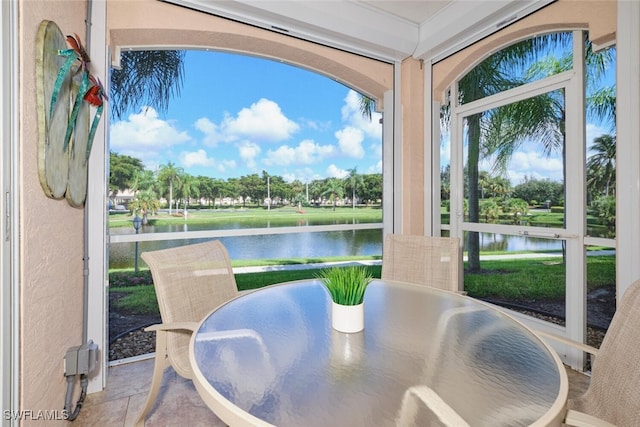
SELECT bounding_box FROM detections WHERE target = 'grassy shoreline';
[110,255,615,315]
[109,206,383,228]
[108,206,615,313]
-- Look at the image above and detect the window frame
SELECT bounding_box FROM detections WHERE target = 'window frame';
[441,31,599,368]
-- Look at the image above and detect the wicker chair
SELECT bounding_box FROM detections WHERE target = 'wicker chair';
[134,240,241,427]
[381,234,462,293]
[538,279,640,426]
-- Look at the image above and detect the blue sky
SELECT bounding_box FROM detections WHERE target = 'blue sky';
[110,47,615,186]
[441,46,616,185]
[109,50,383,183]
[439,121,612,185]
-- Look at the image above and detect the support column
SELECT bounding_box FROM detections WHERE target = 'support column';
[399,57,425,235]
[616,0,640,299]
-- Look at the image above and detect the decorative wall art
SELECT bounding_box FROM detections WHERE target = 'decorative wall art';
[36,20,107,207]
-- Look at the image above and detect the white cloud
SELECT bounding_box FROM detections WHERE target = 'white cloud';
[507,150,564,184]
[370,142,382,159]
[264,139,335,166]
[109,107,191,161]
[341,90,382,139]
[194,117,224,147]
[335,127,365,158]
[281,173,296,183]
[110,93,386,180]
[367,160,383,174]
[284,167,322,183]
[265,145,295,166]
[450,120,611,184]
[296,140,334,162]
[180,149,215,168]
[216,159,237,174]
[331,90,381,161]
[223,98,299,142]
[440,132,451,167]
[326,164,348,178]
[302,118,332,132]
[586,123,611,149]
[237,141,261,169]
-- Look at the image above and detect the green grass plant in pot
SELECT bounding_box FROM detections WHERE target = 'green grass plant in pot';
[318,266,373,333]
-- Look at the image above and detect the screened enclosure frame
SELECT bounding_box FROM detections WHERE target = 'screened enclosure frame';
[440,31,617,370]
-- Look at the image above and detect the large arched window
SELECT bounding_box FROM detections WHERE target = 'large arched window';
[86,0,396,389]
[107,50,385,270]
[437,30,616,371]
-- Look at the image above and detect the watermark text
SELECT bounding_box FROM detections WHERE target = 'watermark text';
[3,409,69,421]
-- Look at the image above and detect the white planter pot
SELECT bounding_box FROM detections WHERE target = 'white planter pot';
[331,301,364,333]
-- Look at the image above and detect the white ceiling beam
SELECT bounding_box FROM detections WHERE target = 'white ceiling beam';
[163,0,418,62]
[415,0,556,62]
[162,0,555,63]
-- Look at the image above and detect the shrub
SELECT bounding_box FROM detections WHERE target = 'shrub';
[109,270,153,288]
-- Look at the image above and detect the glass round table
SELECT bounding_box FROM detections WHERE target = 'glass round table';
[190,279,568,426]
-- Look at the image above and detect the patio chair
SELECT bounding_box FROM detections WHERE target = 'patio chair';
[381,234,462,293]
[134,240,241,426]
[396,385,470,426]
[537,279,640,426]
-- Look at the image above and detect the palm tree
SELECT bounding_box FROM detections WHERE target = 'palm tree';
[323,178,345,211]
[345,167,364,209]
[110,50,185,119]
[157,162,183,215]
[309,180,323,205]
[177,174,199,217]
[587,134,616,197]
[456,34,572,271]
[454,33,614,272]
[130,169,156,194]
[129,189,160,225]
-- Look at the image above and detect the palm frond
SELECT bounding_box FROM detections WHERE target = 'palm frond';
[110,50,186,119]
[359,95,374,120]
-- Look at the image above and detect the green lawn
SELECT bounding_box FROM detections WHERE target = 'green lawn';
[108,203,615,314]
[109,205,383,228]
[110,265,382,314]
[109,255,615,315]
[464,255,615,300]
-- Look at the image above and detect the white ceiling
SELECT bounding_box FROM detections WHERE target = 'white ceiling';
[356,0,455,24]
[164,0,554,62]
[357,0,452,24]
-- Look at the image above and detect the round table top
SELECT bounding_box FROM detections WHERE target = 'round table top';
[190,279,567,426]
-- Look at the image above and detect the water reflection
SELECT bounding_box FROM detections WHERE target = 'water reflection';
[110,228,384,269]
[476,233,562,252]
[110,221,570,270]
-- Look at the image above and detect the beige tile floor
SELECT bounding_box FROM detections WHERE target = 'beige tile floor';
[73,356,226,427]
[74,356,591,427]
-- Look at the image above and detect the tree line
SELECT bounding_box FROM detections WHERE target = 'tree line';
[439,129,616,227]
[110,39,615,274]
[109,152,383,217]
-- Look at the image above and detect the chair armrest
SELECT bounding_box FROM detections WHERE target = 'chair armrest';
[565,409,616,427]
[145,322,199,333]
[535,330,599,358]
[195,328,265,344]
[396,385,470,426]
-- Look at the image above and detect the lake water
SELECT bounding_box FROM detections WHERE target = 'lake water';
[109,220,566,269]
